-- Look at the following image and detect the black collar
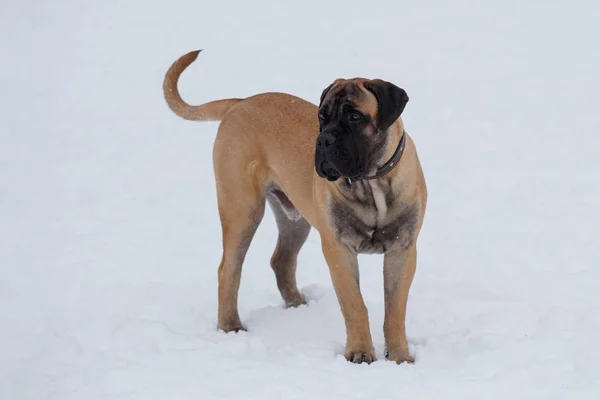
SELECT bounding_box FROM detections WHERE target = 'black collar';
[345,131,407,185]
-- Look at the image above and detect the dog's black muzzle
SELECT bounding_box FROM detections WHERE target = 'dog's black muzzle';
[315,132,340,181]
[315,131,362,181]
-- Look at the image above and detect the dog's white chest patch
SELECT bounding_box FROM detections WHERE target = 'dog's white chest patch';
[368,181,388,221]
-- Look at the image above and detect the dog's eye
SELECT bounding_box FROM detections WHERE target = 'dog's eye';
[318,114,326,122]
[348,112,363,123]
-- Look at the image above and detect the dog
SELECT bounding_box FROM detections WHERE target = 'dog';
[162,50,427,364]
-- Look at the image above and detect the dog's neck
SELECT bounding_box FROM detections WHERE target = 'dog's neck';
[379,120,406,169]
[335,121,408,220]
[335,172,396,224]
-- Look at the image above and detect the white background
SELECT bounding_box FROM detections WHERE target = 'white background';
[2,1,599,399]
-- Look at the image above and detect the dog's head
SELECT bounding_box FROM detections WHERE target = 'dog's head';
[315,78,408,182]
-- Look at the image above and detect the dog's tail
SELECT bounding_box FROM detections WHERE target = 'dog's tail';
[162,50,243,121]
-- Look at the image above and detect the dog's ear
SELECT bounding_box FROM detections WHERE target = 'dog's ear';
[319,83,334,107]
[364,79,409,132]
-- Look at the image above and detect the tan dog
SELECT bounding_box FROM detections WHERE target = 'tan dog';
[163,50,427,364]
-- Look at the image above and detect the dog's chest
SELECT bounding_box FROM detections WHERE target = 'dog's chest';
[330,181,418,254]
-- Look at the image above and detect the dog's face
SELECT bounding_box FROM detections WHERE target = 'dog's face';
[315,78,409,181]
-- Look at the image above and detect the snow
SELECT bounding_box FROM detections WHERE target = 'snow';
[2,0,600,399]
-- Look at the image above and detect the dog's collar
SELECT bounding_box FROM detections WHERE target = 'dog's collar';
[345,131,407,185]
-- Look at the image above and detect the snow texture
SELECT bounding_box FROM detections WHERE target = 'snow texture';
[1,1,600,399]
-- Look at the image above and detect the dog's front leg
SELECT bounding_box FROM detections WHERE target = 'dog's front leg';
[321,239,376,364]
[383,244,417,364]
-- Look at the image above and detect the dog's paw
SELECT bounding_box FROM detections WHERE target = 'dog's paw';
[217,320,246,333]
[284,292,307,308]
[384,348,414,364]
[345,348,377,364]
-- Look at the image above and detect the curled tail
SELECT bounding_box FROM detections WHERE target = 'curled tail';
[162,50,243,121]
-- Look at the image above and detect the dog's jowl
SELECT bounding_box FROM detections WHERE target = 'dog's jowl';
[163,50,427,365]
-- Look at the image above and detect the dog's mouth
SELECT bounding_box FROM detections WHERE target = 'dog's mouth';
[316,157,363,182]
[315,133,364,182]
[316,159,342,181]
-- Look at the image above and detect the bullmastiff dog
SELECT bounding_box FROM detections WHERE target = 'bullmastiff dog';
[162,50,427,364]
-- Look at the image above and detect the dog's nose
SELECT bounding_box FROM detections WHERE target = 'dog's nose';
[317,133,336,149]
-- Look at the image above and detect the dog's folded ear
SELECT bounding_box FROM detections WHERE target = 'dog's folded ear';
[364,80,409,132]
[319,83,335,107]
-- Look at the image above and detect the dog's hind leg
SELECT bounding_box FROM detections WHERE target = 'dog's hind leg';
[214,161,266,333]
[267,189,311,307]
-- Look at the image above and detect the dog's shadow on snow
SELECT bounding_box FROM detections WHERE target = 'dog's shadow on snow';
[240,284,348,352]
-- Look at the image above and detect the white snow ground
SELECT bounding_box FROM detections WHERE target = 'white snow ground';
[2,1,600,399]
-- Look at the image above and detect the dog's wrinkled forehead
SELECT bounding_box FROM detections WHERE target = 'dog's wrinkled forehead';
[319,79,377,118]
